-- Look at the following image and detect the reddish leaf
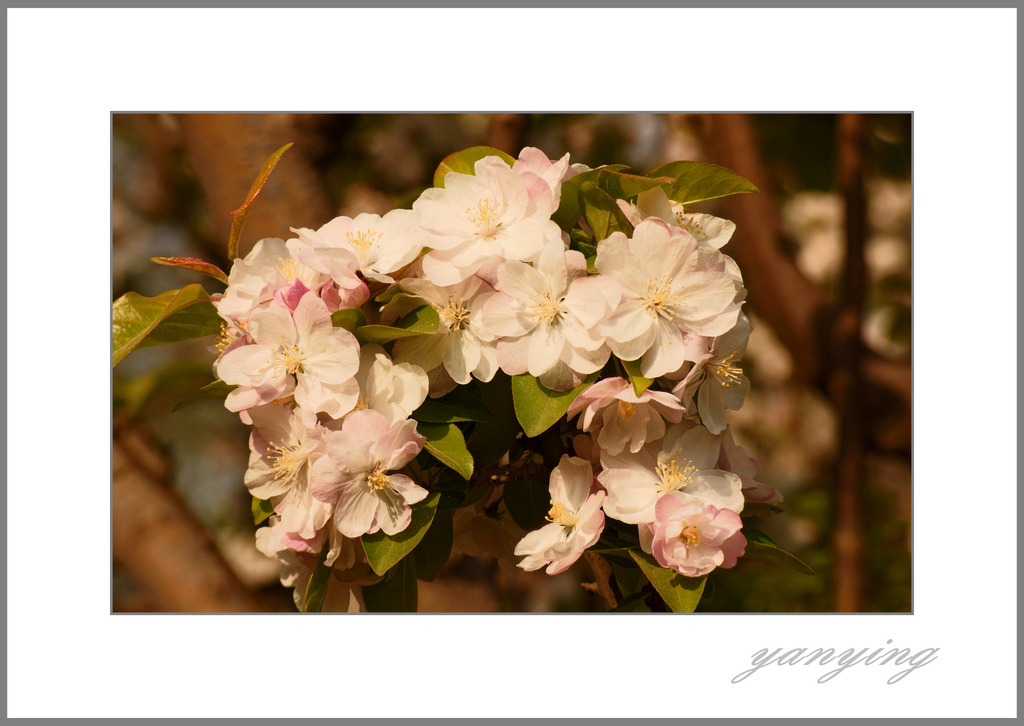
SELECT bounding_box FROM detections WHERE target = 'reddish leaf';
[151,256,229,285]
[227,142,294,260]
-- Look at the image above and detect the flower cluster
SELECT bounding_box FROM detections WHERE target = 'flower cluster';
[210,147,780,611]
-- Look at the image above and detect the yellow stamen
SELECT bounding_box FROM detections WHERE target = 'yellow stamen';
[546,500,579,529]
[527,291,566,325]
[679,524,702,548]
[275,257,300,282]
[345,229,382,261]
[466,198,506,239]
[675,211,707,239]
[272,338,305,375]
[267,443,306,483]
[655,454,699,493]
[708,353,743,388]
[641,275,685,320]
[617,400,637,421]
[433,292,472,331]
[215,322,237,354]
[366,461,392,497]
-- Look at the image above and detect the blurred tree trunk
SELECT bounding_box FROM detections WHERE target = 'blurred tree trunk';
[831,113,868,612]
[176,114,333,258]
[112,419,263,612]
[699,114,910,457]
[487,114,531,157]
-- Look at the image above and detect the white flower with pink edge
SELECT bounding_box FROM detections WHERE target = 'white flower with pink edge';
[639,491,746,577]
[291,207,423,284]
[596,218,743,379]
[514,455,606,575]
[414,156,564,285]
[482,246,617,391]
[392,275,498,394]
[215,291,360,418]
[310,410,428,538]
[567,376,686,455]
[672,314,752,435]
[598,422,743,525]
[244,402,331,540]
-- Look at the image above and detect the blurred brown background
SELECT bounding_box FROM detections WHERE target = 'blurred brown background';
[112,113,911,613]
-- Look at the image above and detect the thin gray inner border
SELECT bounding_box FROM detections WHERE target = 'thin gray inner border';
[110,110,915,616]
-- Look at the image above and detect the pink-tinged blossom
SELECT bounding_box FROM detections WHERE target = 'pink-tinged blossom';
[352,344,429,425]
[286,231,370,309]
[512,147,572,209]
[596,218,744,378]
[292,208,423,284]
[638,491,746,577]
[256,516,363,611]
[617,187,737,250]
[244,402,331,539]
[215,292,361,419]
[255,511,357,570]
[310,410,428,538]
[514,456,606,575]
[567,377,686,455]
[672,314,752,435]
[598,422,744,524]
[717,426,784,511]
[413,156,564,285]
[216,237,330,325]
[482,247,617,390]
[392,276,498,393]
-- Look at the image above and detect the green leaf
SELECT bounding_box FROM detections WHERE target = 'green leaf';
[251,497,274,525]
[433,146,516,188]
[630,550,706,613]
[112,284,220,367]
[578,181,634,242]
[645,160,759,206]
[331,308,366,333]
[300,544,334,613]
[608,559,646,598]
[362,493,440,577]
[228,142,294,260]
[354,305,440,344]
[551,164,628,231]
[417,422,474,480]
[511,373,597,439]
[596,168,668,199]
[569,229,597,257]
[467,372,521,469]
[413,508,453,582]
[432,475,470,510]
[620,357,654,397]
[172,379,236,412]
[743,529,815,576]
[609,590,652,613]
[115,361,212,421]
[502,479,550,532]
[150,256,229,285]
[413,386,492,424]
[362,556,417,612]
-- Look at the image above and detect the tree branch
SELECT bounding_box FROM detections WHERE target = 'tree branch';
[176,114,334,259]
[699,114,910,456]
[112,419,263,612]
[831,113,868,611]
[584,552,620,610]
